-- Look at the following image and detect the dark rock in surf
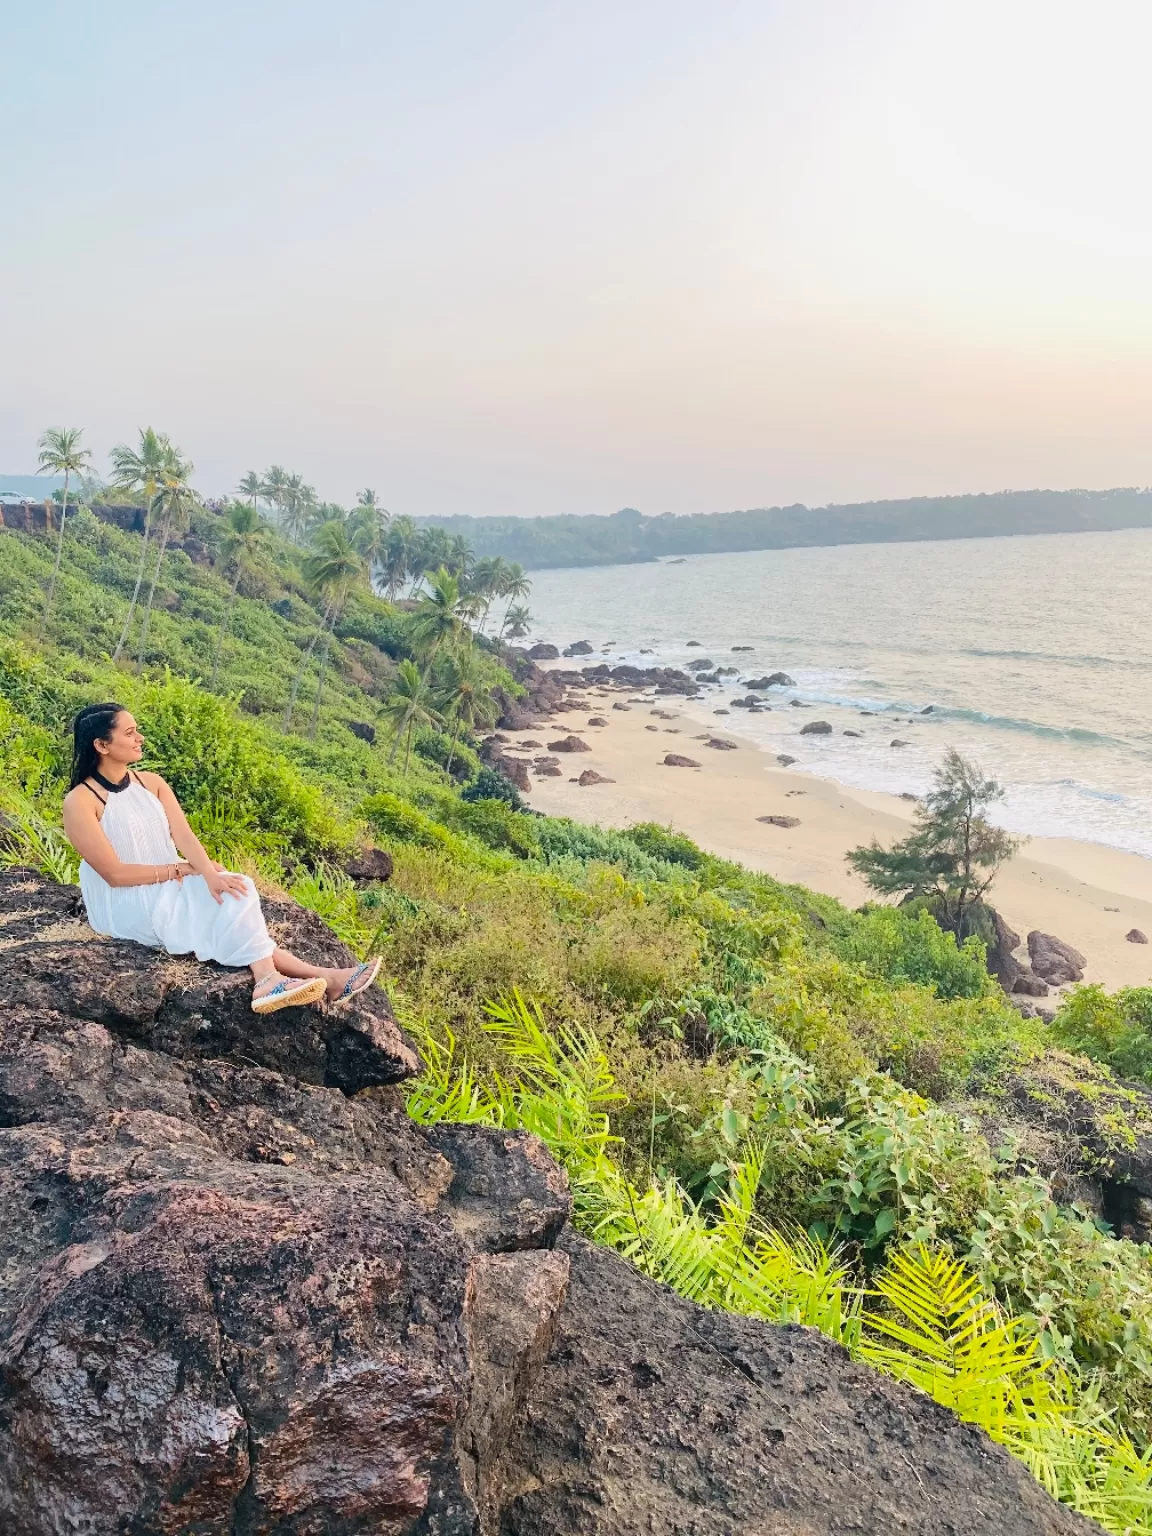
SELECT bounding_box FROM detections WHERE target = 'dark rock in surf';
[563,640,594,657]
[527,642,560,660]
[800,721,833,736]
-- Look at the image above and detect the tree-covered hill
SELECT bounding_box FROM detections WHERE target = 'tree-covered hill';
[420,487,1152,569]
[4,483,1152,1529]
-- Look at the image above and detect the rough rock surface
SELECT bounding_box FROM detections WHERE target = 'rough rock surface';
[500,1231,1092,1536]
[971,1050,1152,1241]
[0,871,1099,1534]
[547,735,592,754]
[758,815,801,829]
[800,720,832,736]
[0,872,416,1092]
[663,754,701,768]
[1028,931,1087,985]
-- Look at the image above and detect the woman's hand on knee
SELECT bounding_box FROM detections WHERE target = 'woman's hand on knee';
[205,869,249,904]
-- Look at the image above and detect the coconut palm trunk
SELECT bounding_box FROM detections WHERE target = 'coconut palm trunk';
[37,470,71,641]
[135,505,175,673]
[308,588,347,739]
[209,564,244,689]
[112,498,155,664]
[444,714,463,773]
[283,598,333,730]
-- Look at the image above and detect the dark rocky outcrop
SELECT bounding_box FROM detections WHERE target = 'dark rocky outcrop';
[743,671,796,689]
[800,720,832,736]
[577,770,615,786]
[663,754,701,768]
[547,735,592,753]
[342,846,395,885]
[758,815,801,828]
[1127,929,1149,944]
[0,874,415,1093]
[705,737,738,751]
[1028,931,1087,985]
[346,719,377,745]
[0,872,1099,1534]
[526,642,560,660]
[971,1051,1152,1243]
[777,754,797,766]
[562,640,594,656]
[500,1232,1091,1536]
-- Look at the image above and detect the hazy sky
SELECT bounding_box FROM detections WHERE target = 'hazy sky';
[4,0,1152,516]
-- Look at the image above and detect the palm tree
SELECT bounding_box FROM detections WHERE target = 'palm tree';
[435,647,500,773]
[503,603,532,639]
[236,470,263,507]
[297,521,365,736]
[385,659,439,772]
[261,465,289,519]
[391,567,469,752]
[35,427,91,639]
[136,443,196,673]
[496,563,531,639]
[110,428,172,663]
[349,500,390,585]
[380,516,415,602]
[210,503,269,688]
[356,488,382,513]
[280,474,317,544]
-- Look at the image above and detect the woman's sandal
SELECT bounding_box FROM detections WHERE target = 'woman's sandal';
[330,957,382,1009]
[251,975,327,1014]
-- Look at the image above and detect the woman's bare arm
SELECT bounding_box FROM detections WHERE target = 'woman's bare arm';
[142,772,248,903]
[61,788,186,888]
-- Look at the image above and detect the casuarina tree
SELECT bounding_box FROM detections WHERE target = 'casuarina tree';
[847,748,1020,939]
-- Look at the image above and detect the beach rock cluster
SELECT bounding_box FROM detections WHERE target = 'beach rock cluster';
[0,871,1098,1534]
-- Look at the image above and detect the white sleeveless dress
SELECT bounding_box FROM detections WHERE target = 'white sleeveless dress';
[79,779,276,968]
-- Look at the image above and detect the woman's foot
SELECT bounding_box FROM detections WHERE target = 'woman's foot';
[251,973,327,1014]
[326,957,382,1007]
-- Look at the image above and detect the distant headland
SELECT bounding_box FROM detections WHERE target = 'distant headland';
[418,487,1152,570]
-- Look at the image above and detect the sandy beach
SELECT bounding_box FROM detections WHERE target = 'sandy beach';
[521,686,1152,993]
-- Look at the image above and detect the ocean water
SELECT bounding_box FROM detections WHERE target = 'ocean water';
[526,528,1152,859]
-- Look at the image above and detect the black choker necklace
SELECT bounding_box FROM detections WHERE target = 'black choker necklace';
[93,768,131,793]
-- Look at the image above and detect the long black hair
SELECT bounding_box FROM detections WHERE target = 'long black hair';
[70,703,126,789]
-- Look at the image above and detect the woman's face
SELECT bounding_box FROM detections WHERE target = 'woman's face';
[96,711,144,766]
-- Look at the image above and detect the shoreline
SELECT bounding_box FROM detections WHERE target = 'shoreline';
[520,686,1152,993]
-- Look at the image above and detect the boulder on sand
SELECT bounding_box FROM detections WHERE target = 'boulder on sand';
[800,720,832,736]
[758,815,801,828]
[890,739,910,748]
[706,738,738,750]
[578,769,615,786]
[1127,929,1149,945]
[663,754,701,768]
[547,735,592,753]
[612,702,630,711]
[777,754,796,766]
[587,717,608,727]
[1028,931,1087,985]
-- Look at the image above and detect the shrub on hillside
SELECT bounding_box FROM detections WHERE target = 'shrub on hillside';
[462,765,524,809]
[1050,983,1152,1084]
[834,905,992,1000]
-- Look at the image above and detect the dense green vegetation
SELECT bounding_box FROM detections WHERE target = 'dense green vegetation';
[416,488,1152,569]
[3,459,1152,1529]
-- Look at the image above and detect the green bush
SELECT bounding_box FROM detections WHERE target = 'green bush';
[1051,984,1152,1084]
[834,905,993,1000]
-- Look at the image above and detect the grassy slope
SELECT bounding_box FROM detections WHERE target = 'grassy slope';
[3,509,1152,1529]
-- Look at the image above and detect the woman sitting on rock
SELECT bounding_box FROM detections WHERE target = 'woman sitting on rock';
[62,702,380,1015]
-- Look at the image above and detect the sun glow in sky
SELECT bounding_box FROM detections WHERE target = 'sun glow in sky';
[4,0,1152,515]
